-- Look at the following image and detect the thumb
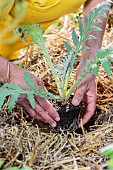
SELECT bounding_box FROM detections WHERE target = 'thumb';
[72,86,85,106]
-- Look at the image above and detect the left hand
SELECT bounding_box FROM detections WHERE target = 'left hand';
[9,63,60,128]
[72,62,97,127]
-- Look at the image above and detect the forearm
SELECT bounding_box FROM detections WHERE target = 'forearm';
[0,55,10,83]
[82,0,109,62]
[0,55,25,85]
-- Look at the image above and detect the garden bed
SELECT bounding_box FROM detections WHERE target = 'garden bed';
[0,14,113,170]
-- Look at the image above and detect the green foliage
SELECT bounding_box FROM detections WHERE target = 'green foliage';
[0,160,32,170]
[15,0,112,102]
[100,143,113,169]
[0,1,113,111]
[0,71,55,112]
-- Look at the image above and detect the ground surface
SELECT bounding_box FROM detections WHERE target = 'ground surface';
[0,13,113,170]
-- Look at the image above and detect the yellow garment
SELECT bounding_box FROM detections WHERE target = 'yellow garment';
[0,0,86,60]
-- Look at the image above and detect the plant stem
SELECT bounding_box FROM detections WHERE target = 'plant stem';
[66,69,90,100]
[43,48,62,96]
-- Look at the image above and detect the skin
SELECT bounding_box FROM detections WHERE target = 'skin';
[72,0,109,126]
[0,0,109,128]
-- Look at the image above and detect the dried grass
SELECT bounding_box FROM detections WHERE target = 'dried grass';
[0,14,113,170]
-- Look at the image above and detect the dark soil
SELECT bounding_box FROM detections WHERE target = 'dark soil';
[54,100,98,133]
[35,97,98,134]
[54,100,81,132]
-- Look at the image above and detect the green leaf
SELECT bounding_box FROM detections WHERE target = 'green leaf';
[84,15,89,28]
[5,168,19,170]
[38,86,55,99]
[72,30,79,47]
[88,26,102,32]
[101,143,113,158]
[95,19,102,23]
[5,168,32,170]
[83,35,97,42]
[107,159,113,169]
[92,64,99,76]
[19,168,33,170]
[0,160,4,168]
[79,19,83,37]
[26,91,35,109]
[8,93,20,112]
[100,58,111,77]
[95,48,113,63]
[24,71,37,93]
[15,24,46,52]
[99,11,107,18]
[4,83,22,90]
[63,41,72,53]
[79,46,90,52]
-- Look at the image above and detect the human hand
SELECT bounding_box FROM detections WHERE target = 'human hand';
[9,63,60,128]
[72,62,97,127]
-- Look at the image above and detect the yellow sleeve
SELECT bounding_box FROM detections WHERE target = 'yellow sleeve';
[0,0,14,21]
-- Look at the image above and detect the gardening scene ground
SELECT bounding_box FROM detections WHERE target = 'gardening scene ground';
[0,4,113,170]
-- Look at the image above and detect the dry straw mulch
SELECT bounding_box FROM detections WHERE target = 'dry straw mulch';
[0,14,113,170]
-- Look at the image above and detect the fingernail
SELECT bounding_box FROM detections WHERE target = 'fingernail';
[72,99,79,106]
[55,117,60,121]
[51,122,57,128]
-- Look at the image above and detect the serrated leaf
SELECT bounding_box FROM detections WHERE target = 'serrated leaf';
[72,30,79,46]
[8,93,20,112]
[88,26,102,32]
[38,86,55,99]
[26,91,35,109]
[99,11,107,18]
[4,83,22,90]
[79,19,83,37]
[96,48,113,62]
[83,35,97,42]
[80,46,90,52]
[24,71,37,93]
[95,19,102,23]
[84,15,89,28]
[15,24,46,54]
[63,41,72,53]
[92,64,99,76]
[101,58,111,77]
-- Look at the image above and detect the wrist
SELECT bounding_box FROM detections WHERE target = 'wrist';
[81,47,98,63]
[77,62,96,79]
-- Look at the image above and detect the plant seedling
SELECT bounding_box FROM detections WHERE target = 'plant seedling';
[0,1,113,112]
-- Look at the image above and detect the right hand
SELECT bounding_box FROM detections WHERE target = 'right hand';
[9,63,60,128]
[72,62,97,127]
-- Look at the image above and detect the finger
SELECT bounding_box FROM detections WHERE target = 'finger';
[24,105,46,122]
[34,101,57,128]
[78,96,96,127]
[72,86,86,106]
[17,96,46,122]
[35,97,60,122]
